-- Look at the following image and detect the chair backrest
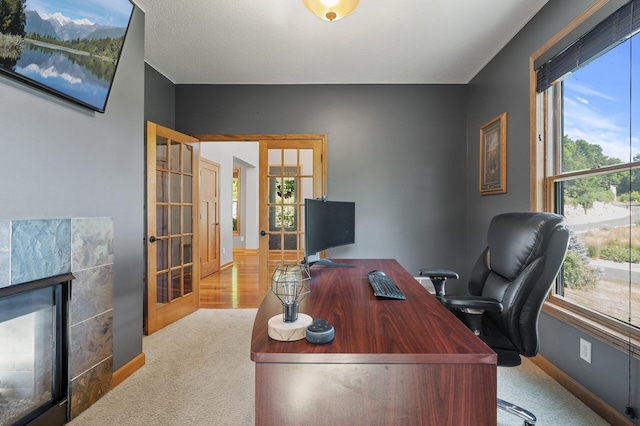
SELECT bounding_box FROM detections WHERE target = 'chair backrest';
[467,212,569,358]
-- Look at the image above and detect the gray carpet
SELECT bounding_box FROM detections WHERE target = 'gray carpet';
[68,308,608,426]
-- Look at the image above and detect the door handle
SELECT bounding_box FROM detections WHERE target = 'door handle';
[149,236,157,243]
[260,230,269,236]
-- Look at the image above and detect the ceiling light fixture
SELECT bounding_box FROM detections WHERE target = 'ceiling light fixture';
[302,0,359,22]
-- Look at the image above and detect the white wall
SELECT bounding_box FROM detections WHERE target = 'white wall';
[200,142,258,266]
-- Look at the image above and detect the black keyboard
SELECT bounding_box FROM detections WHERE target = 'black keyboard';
[368,270,406,300]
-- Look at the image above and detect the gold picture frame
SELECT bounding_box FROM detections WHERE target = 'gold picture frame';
[479,112,507,195]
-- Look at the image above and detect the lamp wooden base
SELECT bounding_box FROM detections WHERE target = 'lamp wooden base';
[268,313,313,341]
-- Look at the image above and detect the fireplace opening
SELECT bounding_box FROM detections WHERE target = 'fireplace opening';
[0,274,72,426]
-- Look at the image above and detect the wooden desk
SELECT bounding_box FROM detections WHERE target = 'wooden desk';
[251,259,497,425]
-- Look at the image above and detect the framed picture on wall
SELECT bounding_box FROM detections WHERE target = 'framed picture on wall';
[479,112,507,195]
[0,0,135,112]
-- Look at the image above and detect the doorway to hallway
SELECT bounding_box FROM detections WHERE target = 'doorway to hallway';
[196,134,327,297]
[200,251,261,308]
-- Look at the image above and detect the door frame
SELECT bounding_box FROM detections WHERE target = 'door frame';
[193,134,327,295]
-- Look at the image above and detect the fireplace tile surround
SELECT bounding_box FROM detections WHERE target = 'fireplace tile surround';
[0,217,114,421]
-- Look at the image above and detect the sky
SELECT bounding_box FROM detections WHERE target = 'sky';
[25,0,134,27]
[563,36,640,163]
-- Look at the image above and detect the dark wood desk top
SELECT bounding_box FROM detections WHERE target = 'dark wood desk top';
[251,259,496,365]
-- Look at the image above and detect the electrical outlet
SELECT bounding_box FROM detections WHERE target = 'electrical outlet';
[222,247,226,254]
[580,338,592,363]
[625,406,637,419]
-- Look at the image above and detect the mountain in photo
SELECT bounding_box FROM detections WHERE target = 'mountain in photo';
[24,10,127,41]
[24,10,57,38]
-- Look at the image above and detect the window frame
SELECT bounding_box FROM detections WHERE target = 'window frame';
[531,0,640,358]
[541,140,640,358]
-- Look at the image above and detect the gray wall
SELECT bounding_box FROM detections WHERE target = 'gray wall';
[0,8,146,370]
[175,84,469,277]
[466,0,639,422]
[144,62,175,128]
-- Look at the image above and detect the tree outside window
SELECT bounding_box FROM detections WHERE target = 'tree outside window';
[232,167,240,235]
[274,177,296,230]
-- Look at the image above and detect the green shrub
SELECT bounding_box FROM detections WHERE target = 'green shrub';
[564,232,601,289]
[563,251,601,289]
[619,191,640,203]
[599,244,640,263]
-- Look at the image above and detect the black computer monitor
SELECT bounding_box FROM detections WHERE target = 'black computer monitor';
[304,198,355,267]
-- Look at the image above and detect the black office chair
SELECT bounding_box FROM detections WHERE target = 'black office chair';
[419,212,569,426]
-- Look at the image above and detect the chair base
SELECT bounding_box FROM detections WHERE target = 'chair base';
[498,398,536,426]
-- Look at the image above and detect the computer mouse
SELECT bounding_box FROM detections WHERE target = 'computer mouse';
[369,270,386,276]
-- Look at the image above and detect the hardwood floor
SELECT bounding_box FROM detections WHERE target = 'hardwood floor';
[199,251,263,309]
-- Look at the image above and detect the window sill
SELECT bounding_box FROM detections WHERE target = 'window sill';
[543,299,640,360]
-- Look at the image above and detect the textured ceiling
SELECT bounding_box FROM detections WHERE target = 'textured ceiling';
[132,0,549,85]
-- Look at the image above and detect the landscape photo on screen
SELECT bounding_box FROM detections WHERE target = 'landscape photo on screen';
[0,0,134,111]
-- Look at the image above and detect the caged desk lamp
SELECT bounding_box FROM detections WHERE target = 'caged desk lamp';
[267,264,313,341]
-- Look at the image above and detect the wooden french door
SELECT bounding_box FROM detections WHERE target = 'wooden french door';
[259,137,326,294]
[145,122,200,335]
[199,158,220,278]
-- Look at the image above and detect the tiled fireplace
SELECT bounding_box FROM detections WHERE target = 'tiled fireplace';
[0,274,71,426]
[0,218,114,425]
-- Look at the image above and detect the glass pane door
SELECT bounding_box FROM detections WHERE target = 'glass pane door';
[259,138,325,295]
[156,141,195,304]
[146,122,200,335]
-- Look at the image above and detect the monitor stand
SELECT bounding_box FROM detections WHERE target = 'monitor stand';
[309,259,356,268]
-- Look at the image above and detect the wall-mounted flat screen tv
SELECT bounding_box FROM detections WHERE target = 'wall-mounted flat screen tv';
[0,0,134,113]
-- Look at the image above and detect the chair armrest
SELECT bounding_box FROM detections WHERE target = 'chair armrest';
[418,269,459,279]
[440,295,502,336]
[418,269,459,297]
[440,295,502,312]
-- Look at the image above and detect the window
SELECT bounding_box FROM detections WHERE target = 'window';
[232,167,240,236]
[535,0,640,351]
[273,176,296,230]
